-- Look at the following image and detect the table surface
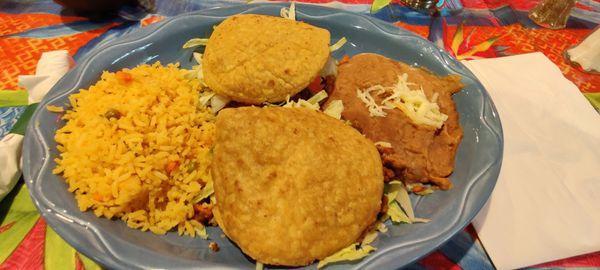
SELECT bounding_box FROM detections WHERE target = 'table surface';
[0,0,599,269]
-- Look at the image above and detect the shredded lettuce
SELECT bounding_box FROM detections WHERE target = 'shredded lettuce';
[193,179,214,203]
[282,90,327,111]
[412,217,431,223]
[280,2,296,20]
[330,37,347,52]
[361,230,378,246]
[183,38,209,49]
[317,243,376,269]
[392,181,415,220]
[417,188,434,196]
[307,90,328,104]
[283,99,319,110]
[210,94,230,113]
[406,183,435,196]
[387,202,411,223]
[276,91,346,120]
[376,221,388,233]
[193,52,203,64]
[385,181,431,224]
[184,70,196,80]
[194,224,209,239]
[186,52,207,84]
[323,100,344,119]
[199,92,215,107]
[190,52,227,113]
[384,181,402,203]
[255,262,264,270]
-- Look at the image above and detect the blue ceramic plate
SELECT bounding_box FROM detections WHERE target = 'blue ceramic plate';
[23,3,503,269]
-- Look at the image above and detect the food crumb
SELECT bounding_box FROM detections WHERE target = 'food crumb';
[104,108,121,119]
[46,105,64,113]
[411,185,425,193]
[220,234,226,238]
[208,242,220,252]
[193,203,213,224]
[165,161,180,175]
[338,55,350,65]
[115,71,133,83]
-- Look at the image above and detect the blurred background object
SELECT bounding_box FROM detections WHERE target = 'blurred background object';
[400,0,441,14]
[53,0,139,13]
[528,0,577,29]
[565,27,600,74]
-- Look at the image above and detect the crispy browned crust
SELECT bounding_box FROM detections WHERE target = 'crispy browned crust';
[212,107,383,266]
[203,14,330,104]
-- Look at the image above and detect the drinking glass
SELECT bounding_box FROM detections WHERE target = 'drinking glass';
[528,0,577,29]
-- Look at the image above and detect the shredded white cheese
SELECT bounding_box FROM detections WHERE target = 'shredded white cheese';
[356,85,387,117]
[374,141,392,148]
[357,74,448,129]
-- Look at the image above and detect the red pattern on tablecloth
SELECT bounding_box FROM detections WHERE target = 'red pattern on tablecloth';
[0,218,45,270]
[461,0,538,10]
[0,23,118,90]
[444,24,599,93]
[420,250,464,270]
[535,251,600,268]
[395,21,430,38]
[0,13,86,36]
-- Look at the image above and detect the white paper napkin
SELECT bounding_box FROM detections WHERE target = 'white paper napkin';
[463,52,600,270]
[19,50,72,104]
[0,50,71,201]
[0,134,24,201]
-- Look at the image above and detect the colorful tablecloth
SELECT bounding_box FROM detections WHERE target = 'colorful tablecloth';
[1,0,599,269]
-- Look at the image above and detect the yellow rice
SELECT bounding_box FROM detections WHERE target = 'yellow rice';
[53,62,215,236]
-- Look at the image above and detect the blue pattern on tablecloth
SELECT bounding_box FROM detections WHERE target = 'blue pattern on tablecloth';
[0,107,25,138]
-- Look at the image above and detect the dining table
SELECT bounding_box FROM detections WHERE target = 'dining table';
[0,0,598,269]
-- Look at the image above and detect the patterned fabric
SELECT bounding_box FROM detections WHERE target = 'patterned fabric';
[0,107,25,137]
[0,0,598,269]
